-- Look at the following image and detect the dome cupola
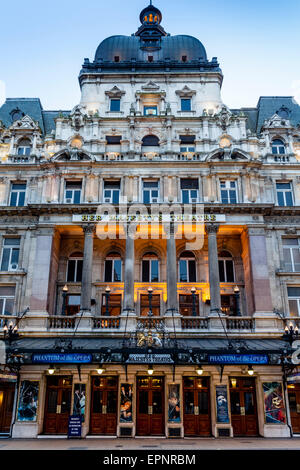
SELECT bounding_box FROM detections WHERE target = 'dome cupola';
[139,2,162,25]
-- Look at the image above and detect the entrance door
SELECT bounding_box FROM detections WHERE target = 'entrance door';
[183,376,211,436]
[44,376,72,434]
[90,376,118,435]
[288,384,300,433]
[229,377,258,436]
[136,376,164,436]
[0,382,15,433]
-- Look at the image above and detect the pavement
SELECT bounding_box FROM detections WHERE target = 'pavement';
[0,437,300,450]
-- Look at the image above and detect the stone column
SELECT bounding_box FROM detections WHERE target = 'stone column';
[80,224,95,312]
[206,224,222,315]
[166,223,179,313]
[123,226,135,313]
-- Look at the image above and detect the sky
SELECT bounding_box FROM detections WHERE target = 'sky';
[0,0,300,111]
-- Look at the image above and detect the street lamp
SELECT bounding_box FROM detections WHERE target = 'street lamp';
[148,286,153,316]
[105,286,111,316]
[147,364,154,376]
[191,287,197,317]
[247,365,254,376]
[3,321,19,344]
[283,322,299,345]
[233,285,241,317]
[48,364,56,375]
[196,365,203,376]
[61,284,69,316]
[97,365,105,375]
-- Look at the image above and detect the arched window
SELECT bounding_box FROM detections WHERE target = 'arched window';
[272,139,286,155]
[179,251,196,282]
[67,252,83,282]
[17,138,32,156]
[218,250,234,283]
[104,252,122,282]
[142,252,159,282]
[142,135,159,146]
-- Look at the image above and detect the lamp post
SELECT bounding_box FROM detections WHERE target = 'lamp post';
[233,285,241,317]
[283,322,299,345]
[191,287,197,317]
[148,286,153,316]
[61,284,69,316]
[105,286,111,316]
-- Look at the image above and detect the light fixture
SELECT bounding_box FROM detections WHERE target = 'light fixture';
[147,364,154,375]
[105,286,111,294]
[233,285,240,294]
[48,365,55,375]
[247,365,254,376]
[147,286,153,294]
[231,378,237,388]
[62,284,69,293]
[196,365,203,376]
[97,365,105,375]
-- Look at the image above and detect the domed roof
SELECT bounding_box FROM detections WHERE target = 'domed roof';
[94,34,207,62]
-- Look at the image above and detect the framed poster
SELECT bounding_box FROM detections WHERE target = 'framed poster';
[263,382,286,424]
[17,380,39,422]
[168,384,180,423]
[216,385,230,423]
[73,383,86,422]
[120,384,133,422]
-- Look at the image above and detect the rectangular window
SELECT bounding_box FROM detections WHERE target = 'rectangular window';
[67,259,83,282]
[66,294,81,316]
[103,181,120,204]
[288,287,300,316]
[180,135,195,154]
[220,180,238,204]
[1,239,20,271]
[0,286,15,315]
[179,259,196,282]
[144,106,157,116]
[65,181,82,204]
[179,294,199,316]
[110,99,120,112]
[101,294,122,316]
[140,294,160,316]
[143,181,159,204]
[181,179,199,203]
[181,99,191,111]
[283,239,300,272]
[221,294,237,316]
[104,258,122,282]
[10,183,26,207]
[276,182,294,207]
[106,136,122,145]
[142,259,159,282]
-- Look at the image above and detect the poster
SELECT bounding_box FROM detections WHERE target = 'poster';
[216,385,229,423]
[73,383,86,422]
[120,384,133,422]
[168,384,180,422]
[17,380,39,422]
[263,382,286,424]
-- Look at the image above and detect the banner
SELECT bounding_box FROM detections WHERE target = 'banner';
[168,384,180,423]
[216,385,229,423]
[120,384,133,423]
[73,384,86,422]
[17,381,39,422]
[263,382,286,424]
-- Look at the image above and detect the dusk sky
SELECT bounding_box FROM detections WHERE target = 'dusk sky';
[0,0,299,110]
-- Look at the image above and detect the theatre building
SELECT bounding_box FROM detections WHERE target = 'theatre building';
[1,3,300,439]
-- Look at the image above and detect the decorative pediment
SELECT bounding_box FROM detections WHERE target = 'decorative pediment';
[141,80,160,92]
[262,113,292,130]
[10,115,40,131]
[206,147,251,162]
[69,105,88,131]
[51,147,94,162]
[105,86,126,98]
[175,85,196,97]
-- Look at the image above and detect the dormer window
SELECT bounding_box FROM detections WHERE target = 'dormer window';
[17,139,32,156]
[182,55,187,62]
[148,55,153,62]
[272,139,286,155]
[114,56,120,62]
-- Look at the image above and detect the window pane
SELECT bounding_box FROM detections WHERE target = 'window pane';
[76,260,83,282]
[112,190,119,204]
[151,260,159,282]
[225,260,234,282]
[285,192,293,206]
[4,239,20,246]
[18,192,25,206]
[67,260,76,282]
[110,100,120,112]
[0,286,15,296]
[179,260,187,282]
[181,99,191,111]
[198,391,209,414]
[188,260,196,282]
[73,190,81,204]
[143,191,150,204]
[277,192,285,206]
[288,287,300,297]
[11,249,19,266]
[1,249,10,271]
[105,260,113,282]
[283,239,298,246]
[289,300,299,316]
[142,260,150,282]
[113,259,122,281]
[4,299,14,315]
[10,192,17,207]
[182,190,189,204]
[221,190,228,204]
[276,183,291,190]
[218,260,225,282]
